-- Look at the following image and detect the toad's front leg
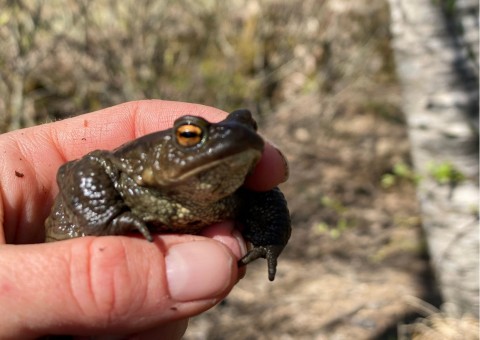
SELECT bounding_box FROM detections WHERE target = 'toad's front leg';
[45,151,153,242]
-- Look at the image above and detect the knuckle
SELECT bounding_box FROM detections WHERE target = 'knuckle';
[68,237,143,325]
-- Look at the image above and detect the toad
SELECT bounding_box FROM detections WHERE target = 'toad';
[45,109,291,281]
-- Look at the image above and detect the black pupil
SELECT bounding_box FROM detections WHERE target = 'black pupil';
[181,130,199,138]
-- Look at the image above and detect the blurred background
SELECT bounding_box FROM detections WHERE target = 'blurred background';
[0,0,478,338]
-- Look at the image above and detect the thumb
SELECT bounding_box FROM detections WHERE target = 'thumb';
[0,230,242,338]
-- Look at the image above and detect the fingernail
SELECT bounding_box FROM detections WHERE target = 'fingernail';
[209,227,248,260]
[271,143,289,182]
[165,241,233,301]
[231,229,248,258]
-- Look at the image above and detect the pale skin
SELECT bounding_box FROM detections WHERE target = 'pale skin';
[0,100,289,339]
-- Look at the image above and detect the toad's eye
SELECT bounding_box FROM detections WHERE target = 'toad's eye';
[176,124,204,147]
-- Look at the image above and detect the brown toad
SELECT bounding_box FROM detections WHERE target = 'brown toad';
[45,109,291,281]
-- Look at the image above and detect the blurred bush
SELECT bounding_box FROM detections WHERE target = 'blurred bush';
[0,0,394,132]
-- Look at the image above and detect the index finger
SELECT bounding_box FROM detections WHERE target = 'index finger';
[0,100,288,243]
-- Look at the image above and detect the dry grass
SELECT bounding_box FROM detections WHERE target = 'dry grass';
[411,313,479,340]
[0,0,310,129]
[0,0,394,131]
[399,298,479,340]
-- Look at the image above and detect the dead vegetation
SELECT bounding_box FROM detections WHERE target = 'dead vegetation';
[1,0,477,338]
[399,298,479,340]
[1,0,337,130]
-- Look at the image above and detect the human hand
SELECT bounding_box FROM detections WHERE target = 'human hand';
[0,100,288,339]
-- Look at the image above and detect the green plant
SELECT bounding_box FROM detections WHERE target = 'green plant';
[427,161,465,186]
[314,196,353,239]
[381,162,420,188]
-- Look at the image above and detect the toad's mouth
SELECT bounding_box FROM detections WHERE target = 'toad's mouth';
[171,148,262,184]
[141,148,262,190]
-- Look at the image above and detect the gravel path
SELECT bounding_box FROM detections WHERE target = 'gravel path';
[387,0,479,317]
